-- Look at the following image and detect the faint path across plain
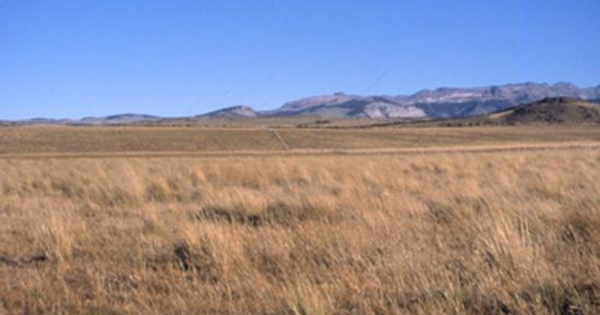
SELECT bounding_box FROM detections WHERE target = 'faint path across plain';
[270,128,290,151]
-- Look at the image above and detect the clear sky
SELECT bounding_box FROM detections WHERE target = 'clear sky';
[1,0,599,119]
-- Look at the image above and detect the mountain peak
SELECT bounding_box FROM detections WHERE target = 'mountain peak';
[279,93,360,112]
[200,105,258,118]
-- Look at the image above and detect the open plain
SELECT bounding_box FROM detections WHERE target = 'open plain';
[1,125,600,315]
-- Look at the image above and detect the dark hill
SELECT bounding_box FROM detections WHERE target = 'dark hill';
[438,98,600,126]
[496,97,600,124]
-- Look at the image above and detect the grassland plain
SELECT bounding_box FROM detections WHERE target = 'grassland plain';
[2,125,600,156]
[0,149,599,314]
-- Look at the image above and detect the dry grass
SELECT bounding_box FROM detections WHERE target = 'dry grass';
[277,126,600,150]
[1,149,600,314]
[2,125,600,156]
[0,127,283,155]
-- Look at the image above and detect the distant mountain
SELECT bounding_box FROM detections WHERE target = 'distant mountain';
[80,114,161,125]
[440,97,600,126]
[199,105,258,118]
[276,94,426,119]
[278,97,427,118]
[4,82,600,124]
[17,118,75,125]
[9,114,161,126]
[278,92,359,113]
[273,82,600,119]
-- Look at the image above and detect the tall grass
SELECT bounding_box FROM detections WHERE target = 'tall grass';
[0,151,599,314]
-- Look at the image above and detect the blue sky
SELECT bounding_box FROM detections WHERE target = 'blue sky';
[1,0,599,119]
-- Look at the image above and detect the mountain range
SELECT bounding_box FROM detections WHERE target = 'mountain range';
[254,82,600,120]
[3,82,600,124]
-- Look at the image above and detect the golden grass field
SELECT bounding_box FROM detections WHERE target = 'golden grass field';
[1,125,600,314]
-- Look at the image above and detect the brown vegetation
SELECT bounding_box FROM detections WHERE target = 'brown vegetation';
[2,125,600,157]
[1,147,600,314]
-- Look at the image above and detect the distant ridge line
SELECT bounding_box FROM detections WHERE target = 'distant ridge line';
[3,82,600,123]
